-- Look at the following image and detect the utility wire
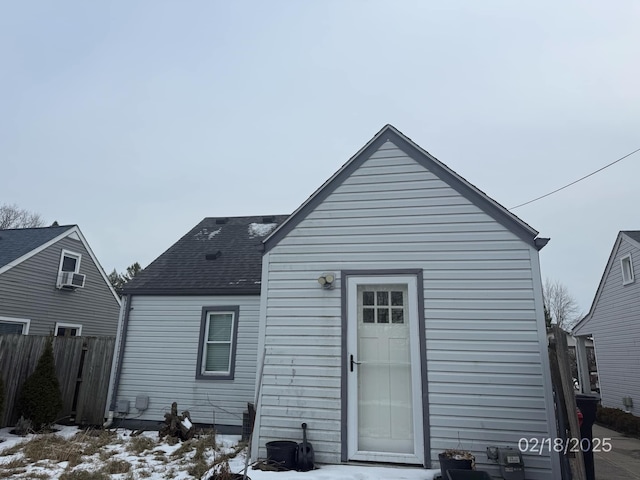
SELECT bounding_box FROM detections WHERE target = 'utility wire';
[510,146,640,210]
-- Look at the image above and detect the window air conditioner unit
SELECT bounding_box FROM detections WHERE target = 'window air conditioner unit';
[57,271,86,289]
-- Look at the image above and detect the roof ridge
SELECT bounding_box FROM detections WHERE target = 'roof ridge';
[0,224,75,232]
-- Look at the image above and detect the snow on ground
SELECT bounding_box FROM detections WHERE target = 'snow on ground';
[0,425,440,479]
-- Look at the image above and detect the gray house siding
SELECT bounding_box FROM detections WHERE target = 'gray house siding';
[114,295,260,429]
[254,140,556,478]
[0,236,120,336]
[573,235,640,414]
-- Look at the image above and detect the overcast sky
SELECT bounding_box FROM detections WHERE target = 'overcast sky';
[2,1,639,315]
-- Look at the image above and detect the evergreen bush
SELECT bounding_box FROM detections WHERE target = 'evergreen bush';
[17,338,63,430]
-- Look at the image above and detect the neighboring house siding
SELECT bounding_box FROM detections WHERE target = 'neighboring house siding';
[257,141,553,477]
[0,236,119,336]
[575,237,640,413]
[115,295,260,428]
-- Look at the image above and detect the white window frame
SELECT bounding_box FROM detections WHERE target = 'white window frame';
[58,249,82,274]
[196,306,239,380]
[0,316,31,334]
[54,322,83,337]
[621,254,634,285]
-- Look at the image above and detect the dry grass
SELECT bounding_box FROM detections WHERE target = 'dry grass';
[164,467,178,478]
[21,434,84,466]
[101,458,131,474]
[0,468,27,478]
[0,457,28,469]
[127,435,156,455]
[59,470,110,480]
[0,426,242,479]
[0,441,27,456]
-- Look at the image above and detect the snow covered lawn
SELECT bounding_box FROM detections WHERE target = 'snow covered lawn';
[0,425,440,479]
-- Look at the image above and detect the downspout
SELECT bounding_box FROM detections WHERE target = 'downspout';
[104,294,132,427]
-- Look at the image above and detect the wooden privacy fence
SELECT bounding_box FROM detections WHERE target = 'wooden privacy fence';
[0,335,115,428]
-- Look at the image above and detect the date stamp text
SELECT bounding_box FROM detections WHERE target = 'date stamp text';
[518,437,612,455]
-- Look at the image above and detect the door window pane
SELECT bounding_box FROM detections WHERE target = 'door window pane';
[362,291,374,305]
[391,291,404,306]
[377,291,389,306]
[392,309,404,324]
[363,308,375,323]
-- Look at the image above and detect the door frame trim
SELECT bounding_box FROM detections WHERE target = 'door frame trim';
[340,269,430,466]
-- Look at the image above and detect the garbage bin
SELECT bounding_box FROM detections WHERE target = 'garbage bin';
[575,394,599,480]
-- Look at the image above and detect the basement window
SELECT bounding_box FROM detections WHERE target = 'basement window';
[55,323,82,337]
[196,306,240,380]
[0,316,30,334]
[621,254,634,285]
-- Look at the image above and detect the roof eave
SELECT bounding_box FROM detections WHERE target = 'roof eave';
[122,287,261,296]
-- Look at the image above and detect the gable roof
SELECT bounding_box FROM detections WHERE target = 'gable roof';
[264,124,546,253]
[123,215,289,296]
[621,230,640,245]
[0,225,75,270]
[573,231,640,335]
[0,225,121,304]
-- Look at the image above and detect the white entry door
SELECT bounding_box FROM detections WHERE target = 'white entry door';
[347,275,424,464]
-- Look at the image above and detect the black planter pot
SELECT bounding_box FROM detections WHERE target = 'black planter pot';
[438,453,473,479]
[265,440,298,470]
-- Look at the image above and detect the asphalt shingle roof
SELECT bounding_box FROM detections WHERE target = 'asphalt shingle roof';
[0,225,74,269]
[123,215,288,295]
[622,231,640,244]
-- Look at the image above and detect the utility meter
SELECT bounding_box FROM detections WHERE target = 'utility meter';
[497,447,525,480]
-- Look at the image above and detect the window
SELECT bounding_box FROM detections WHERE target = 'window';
[55,323,82,337]
[0,316,30,334]
[196,306,239,380]
[359,285,406,324]
[57,249,85,289]
[59,250,82,273]
[621,254,634,285]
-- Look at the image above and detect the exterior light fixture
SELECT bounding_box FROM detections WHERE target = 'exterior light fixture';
[318,273,336,289]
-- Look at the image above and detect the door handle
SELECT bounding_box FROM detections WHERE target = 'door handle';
[350,354,361,372]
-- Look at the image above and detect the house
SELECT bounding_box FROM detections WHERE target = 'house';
[105,215,288,432]
[0,225,121,336]
[250,125,560,478]
[572,231,640,414]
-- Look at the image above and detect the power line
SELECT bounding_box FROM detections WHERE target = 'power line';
[510,146,640,210]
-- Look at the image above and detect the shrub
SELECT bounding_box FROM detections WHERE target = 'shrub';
[17,338,63,430]
[596,406,640,437]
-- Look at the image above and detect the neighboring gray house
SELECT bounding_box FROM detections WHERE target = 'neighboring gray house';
[251,125,560,478]
[106,215,287,432]
[572,231,640,414]
[0,225,121,336]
